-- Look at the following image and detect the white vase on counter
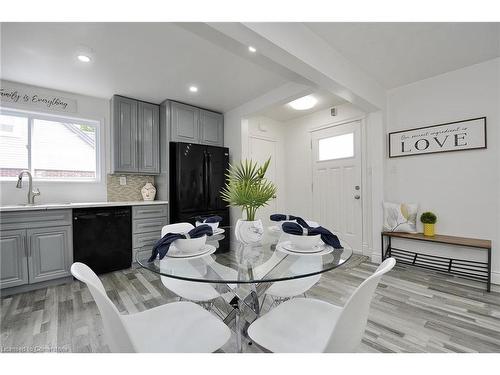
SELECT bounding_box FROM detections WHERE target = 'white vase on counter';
[235,219,264,244]
[141,182,156,201]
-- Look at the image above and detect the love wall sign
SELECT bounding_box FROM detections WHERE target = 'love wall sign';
[389,117,487,158]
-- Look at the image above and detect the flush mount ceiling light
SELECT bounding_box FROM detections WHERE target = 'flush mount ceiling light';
[75,45,94,63]
[288,95,318,110]
[77,54,91,63]
[248,46,257,53]
[189,86,198,93]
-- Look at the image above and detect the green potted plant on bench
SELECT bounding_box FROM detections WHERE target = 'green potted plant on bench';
[420,212,437,237]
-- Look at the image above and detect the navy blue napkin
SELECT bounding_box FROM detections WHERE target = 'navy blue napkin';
[270,214,299,222]
[270,214,311,229]
[148,225,213,261]
[282,222,343,249]
[195,215,223,223]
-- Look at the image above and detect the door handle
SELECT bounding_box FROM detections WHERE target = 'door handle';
[354,195,361,200]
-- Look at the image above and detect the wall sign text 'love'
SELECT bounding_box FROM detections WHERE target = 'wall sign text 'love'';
[388,117,486,158]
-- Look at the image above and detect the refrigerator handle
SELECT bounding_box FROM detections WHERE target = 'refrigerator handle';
[203,150,209,208]
[206,151,211,206]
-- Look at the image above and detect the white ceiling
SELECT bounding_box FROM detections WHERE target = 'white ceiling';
[306,22,500,89]
[257,90,346,122]
[0,23,288,112]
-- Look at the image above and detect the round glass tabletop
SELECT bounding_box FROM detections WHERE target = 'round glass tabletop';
[136,226,353,284]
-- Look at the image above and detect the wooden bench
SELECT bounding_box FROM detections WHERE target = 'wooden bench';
[381,232,492,292]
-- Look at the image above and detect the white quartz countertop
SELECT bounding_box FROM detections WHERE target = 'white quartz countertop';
[0,200,169,212]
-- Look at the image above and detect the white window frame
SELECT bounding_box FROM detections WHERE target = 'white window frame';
[0,107,101,183]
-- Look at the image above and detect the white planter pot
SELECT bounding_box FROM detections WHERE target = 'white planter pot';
[235,219,264,244]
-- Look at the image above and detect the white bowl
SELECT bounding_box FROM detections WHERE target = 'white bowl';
[288,234,321,250]
[173,235,207,254]
[195,221,219,232]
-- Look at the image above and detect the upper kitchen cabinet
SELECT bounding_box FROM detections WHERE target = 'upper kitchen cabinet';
[170,101,200,143]
[170,101,224,147]
[199,109,224,146]
[111,95,160,174]
[138,102,160,174]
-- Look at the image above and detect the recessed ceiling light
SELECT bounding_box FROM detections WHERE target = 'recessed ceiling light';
[288,95,318,110]
[248,46,257,53]
[77,54,91,63]
[189,86,198,93]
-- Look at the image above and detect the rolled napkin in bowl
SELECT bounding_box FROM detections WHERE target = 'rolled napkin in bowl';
[270,213,312,229]
[148,224,213,261]
[270,214,299,222]
[281,222,343,249]
[195,215,223,223]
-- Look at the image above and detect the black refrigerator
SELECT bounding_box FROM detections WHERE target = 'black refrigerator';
[169,142,230,226]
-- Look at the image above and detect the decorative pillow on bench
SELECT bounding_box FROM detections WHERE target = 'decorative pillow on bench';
[383,202,418,233]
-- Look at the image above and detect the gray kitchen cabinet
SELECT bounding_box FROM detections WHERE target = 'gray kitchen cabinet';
[170,101,224,146]
[138,102,160,174]
[199,109,224,146]
[0,210,73,291]
[132,204,168,262]
[112,96,138,173]
[111,95,160,174]
[27,226,73,284]
[0,229,29,289]
[170,101,200,143]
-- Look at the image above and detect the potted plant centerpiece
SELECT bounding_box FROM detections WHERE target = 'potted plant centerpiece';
[420,212,437,237]
[221,158,277,244]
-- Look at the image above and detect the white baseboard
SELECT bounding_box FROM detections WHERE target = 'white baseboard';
[491,271,500,286]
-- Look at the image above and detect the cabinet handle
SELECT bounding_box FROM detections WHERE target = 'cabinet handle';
[23,235,29,258]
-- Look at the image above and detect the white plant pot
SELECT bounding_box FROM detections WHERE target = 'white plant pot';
[235,219,264,244]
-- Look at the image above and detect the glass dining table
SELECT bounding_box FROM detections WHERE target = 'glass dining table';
[136,225,353,352]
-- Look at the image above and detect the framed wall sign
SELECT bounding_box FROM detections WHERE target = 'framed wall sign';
[388,117,487,158]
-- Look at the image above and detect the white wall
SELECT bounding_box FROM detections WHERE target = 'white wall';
[0,81,110,205]
[244,116,287,218]
[385,58,500,282]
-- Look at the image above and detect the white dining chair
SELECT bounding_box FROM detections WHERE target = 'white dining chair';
[260,255,322,309]
[71,262,230,352]
[247,258,396,352]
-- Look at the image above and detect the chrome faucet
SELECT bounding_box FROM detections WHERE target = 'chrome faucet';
[16,170,41,205]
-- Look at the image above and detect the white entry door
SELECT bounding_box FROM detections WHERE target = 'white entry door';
[248,136,277,226]
[311,121,362,253]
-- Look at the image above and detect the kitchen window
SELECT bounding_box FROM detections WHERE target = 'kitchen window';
[0,109,100,181]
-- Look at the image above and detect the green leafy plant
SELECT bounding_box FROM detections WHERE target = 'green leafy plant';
[420,212,437,224]
[220,157,277,221]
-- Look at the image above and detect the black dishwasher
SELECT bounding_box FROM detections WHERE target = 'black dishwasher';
[73,207,132,274]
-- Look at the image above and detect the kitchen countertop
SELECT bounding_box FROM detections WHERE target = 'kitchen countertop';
[0,200,169,212]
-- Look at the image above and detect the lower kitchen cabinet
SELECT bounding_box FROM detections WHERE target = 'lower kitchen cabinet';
[27,226,73,283]
[0,209,73,291]
[0,229,29,288]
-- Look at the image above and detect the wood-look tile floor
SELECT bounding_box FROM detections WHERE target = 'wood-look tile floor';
[1,255,500,353]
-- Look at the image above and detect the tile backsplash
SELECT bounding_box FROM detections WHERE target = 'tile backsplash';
[107,174,155,202]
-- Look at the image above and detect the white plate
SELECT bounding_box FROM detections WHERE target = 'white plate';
[282,240,325,253]
[165,244,216,259]
[276,242,333,256]
[211,228,225,235]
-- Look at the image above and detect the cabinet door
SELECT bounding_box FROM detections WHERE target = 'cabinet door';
[0,230,28,289]
[113,96,138,173]
[27,226,73,283]
[199,109,224,146]
[171,101,200,143]
[138,102,160,174]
